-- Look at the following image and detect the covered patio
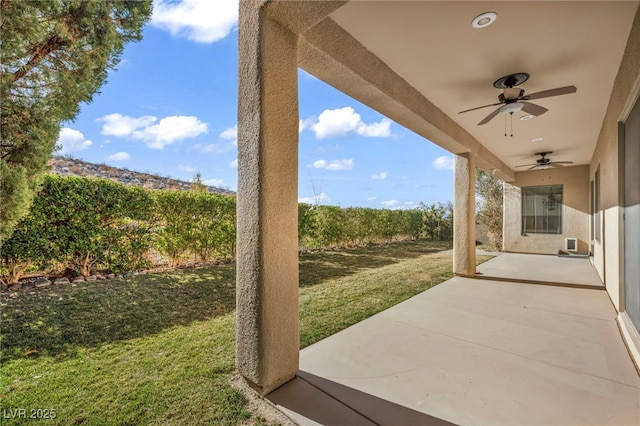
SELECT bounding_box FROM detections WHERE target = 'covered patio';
[268,253,639,425]
[234,1,640,423]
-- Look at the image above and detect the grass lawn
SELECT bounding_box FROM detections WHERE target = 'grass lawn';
[1,240,492,425]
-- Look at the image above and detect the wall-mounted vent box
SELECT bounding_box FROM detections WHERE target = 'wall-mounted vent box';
[565,238,578,252]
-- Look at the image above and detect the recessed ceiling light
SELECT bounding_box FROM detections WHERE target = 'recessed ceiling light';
[520,115,534,121]
[532,137,544,142]
[472,12,497,29]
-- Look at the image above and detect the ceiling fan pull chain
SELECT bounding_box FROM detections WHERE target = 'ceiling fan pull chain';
[510,113,514,137]
[504,115,507,137]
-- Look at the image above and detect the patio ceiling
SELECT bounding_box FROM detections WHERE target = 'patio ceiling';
[303,1,638,173]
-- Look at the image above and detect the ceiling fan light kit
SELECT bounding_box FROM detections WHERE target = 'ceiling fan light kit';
[499,102,524,115]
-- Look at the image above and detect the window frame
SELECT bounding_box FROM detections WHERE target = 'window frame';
[594,166,601,242]
[521,184,564,235]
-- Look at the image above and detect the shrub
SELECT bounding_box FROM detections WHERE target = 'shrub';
[0,193,52,284]
[1,175,155,278]
[152,190,236,266]
[0,174,454,283]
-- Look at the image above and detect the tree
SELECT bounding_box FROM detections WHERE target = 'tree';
[190,172,207,193]
[0,0,152,241]
[476,169,503,250]
[417,202,453,241]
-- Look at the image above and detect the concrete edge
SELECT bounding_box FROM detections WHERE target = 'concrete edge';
[229,373,299,425]
[471,274,606,290]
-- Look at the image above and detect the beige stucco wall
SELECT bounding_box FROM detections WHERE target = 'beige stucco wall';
[503,166,590,255]
[589,5,640,311]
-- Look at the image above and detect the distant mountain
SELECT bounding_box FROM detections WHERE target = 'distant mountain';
[49,156,235,195]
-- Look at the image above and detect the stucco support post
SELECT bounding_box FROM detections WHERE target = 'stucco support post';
[454,153,477,276]
[236,1,299,395]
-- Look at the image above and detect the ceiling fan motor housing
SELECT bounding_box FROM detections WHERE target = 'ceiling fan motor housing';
[499,89,525,103]
[535,151,552,165]
[493,72,530,89]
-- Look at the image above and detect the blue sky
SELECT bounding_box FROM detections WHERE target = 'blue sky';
[57,0,455,209]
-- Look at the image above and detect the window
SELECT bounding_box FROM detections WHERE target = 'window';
[590,179,595,241]
[594,167,600,242]
[521,185,563,234]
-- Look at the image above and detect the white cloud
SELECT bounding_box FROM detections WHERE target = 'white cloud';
[299,117,316,134]
[381,200,399,207]
[151,0,238,43]
[105,152,130,162]
[204,178,224,187]
[136,116,208,149]
[177,164,196,173]
[357,118,392,137]
[220,124,237,146]
[57,128,93,154]
[432,155,455,171]
[310,158,355,171]
[100,113,208,149]
[228,159,238,168]
[299,192,330,204]
[311,108,360,139]
[192,124,237,153]
[371,172,388,180]
[404,201,416,207]
[100,113,156,138]
[306,107,392,139]
[367,196,378,202]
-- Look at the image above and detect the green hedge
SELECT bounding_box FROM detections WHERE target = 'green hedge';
[1,176,155,281]
[153,190,236,267]
[298,203,452,249]
[1,176,452,283]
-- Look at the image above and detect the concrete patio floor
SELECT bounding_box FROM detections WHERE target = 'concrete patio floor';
[475,252,605,289]
[268,254,640,425]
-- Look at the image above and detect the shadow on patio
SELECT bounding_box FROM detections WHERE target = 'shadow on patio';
[268,254,640,425]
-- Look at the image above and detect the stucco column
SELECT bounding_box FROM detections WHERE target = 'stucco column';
[454,153,477,276]
[236,1,299,395]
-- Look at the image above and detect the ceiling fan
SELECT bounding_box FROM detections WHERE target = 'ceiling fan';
[459,73,577,126]
[516,151,574,170]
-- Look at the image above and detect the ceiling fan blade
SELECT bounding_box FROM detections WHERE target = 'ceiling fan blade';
[526,165,540,170]
[478,107,502,125]
[524,85,577,100]
[549,161,574,165]
[521,102,548,116]
[459,102,502,114]
[516,163,538,168]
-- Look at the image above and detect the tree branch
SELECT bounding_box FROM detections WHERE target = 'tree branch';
[12,2,90,83]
